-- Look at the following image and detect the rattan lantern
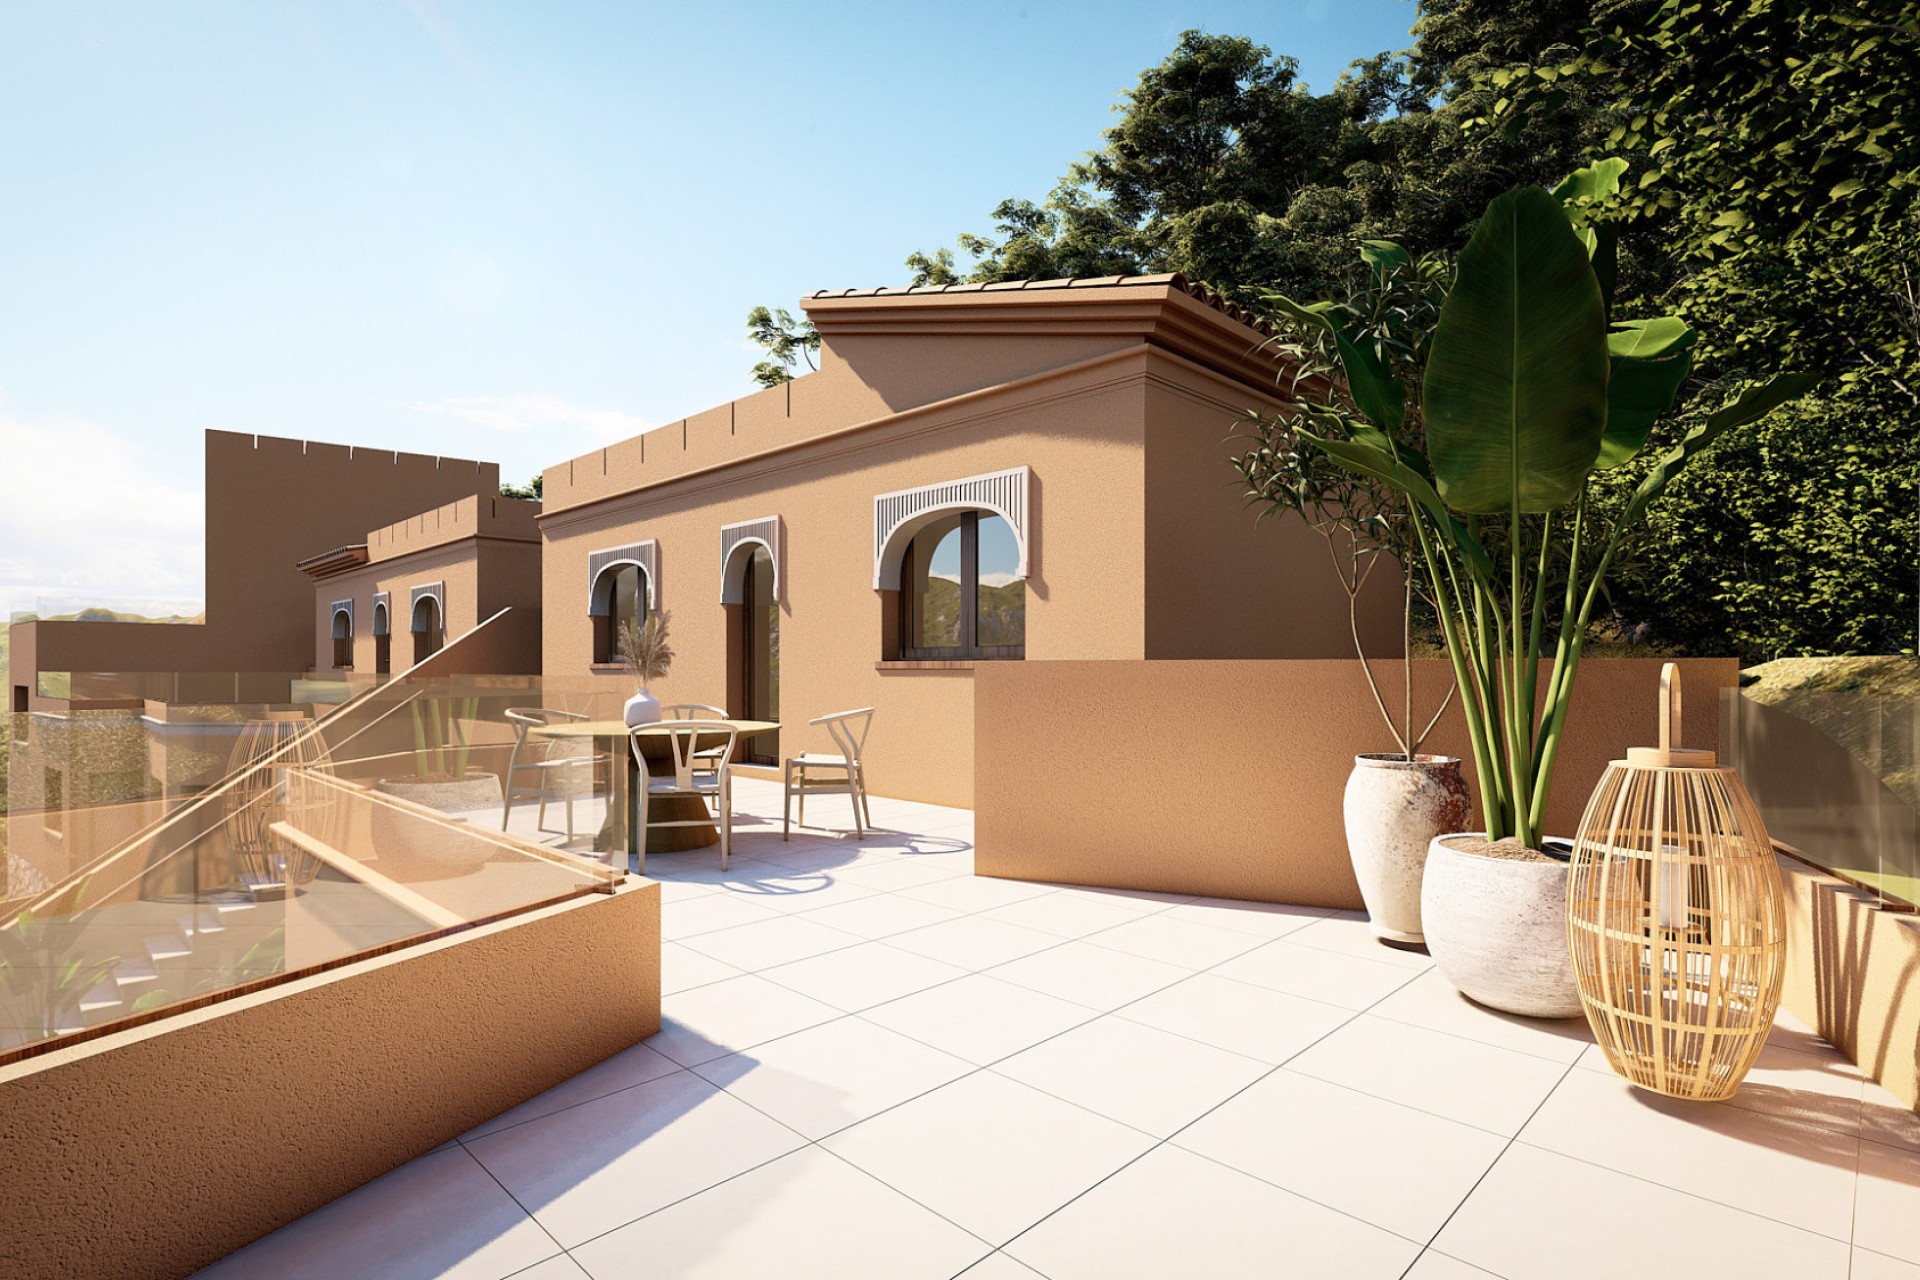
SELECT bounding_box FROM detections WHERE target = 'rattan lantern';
[225,713,339,891]
[1566,663,1786,1101]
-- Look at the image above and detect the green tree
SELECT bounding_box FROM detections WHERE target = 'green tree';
[1524,0,1920,658]
[745,306,820,388]
[906,21,1610,306]
[499,474,542,501]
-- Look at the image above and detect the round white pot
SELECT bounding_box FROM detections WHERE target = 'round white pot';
[1343,754,1471,945]
[623,689,662,726]
[372,770,504,880]
[1421,833,1583,1018]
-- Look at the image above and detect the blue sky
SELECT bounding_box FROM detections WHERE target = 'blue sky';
[0,0,1419,615]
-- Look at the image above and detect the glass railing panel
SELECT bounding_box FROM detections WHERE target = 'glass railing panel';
[1,666,632,1062]
[1725,683,1920,910]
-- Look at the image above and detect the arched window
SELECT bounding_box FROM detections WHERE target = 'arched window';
[590,562,650,664]
[331,607,354,670]
[371,598,391,676]
[898,510,1025,660]
[723,542,779,764]
[411,595,443,665]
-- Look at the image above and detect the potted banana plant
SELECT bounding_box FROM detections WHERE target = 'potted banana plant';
[1293,159,1815,1016]
[1235,243,1467,946]
[374,690,501,878]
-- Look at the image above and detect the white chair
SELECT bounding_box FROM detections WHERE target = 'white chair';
[631,720,738,872]
[660,703,729,781]
[502,708,601,843]
[783,708,874,840]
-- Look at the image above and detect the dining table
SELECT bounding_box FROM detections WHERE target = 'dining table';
[529,717,780,861]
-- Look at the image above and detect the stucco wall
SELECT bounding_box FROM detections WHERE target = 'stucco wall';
[312,546,485,674]
[974,658,1739,906]
[19,433,498,691]
[1779,855,1920,1115]
[543,354,1154,809]
[1141,351,1402,660]
[0,881,660,1280]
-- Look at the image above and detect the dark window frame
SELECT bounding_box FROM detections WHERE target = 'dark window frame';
[897,510,1025,661]
[737,545,780,765]
[591,563,649,664]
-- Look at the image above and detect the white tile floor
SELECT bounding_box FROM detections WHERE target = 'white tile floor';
[196,779,1920,1280]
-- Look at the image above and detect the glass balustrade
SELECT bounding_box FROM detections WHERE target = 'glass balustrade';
[2,670,633,1061]
[1724,684,1918,910]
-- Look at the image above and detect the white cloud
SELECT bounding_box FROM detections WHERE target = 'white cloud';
[978,572,1023,588]
[400,395,649,447]
[0,397,204,620]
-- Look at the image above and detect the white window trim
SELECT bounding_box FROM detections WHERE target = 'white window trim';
[720,516,781,605]
[587,540,659,614]
[873,465,1030,590]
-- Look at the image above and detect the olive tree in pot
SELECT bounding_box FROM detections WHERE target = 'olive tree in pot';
[1235,243,1466,946]
[1295,161,1815,1016]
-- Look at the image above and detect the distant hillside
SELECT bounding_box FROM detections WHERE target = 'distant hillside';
[913,577,1024,648]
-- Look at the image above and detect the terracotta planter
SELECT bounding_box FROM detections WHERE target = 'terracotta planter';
[1421,833,1583,1018]
[1342,754,1471,945]
[372,770,504,880]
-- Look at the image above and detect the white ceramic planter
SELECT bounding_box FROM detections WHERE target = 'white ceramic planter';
[1342,754,1471,945]
[1421,833,1583,1018]
[623,689,662,726]
[372,771,504,880]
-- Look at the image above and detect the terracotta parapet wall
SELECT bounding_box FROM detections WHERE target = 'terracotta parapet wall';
[974,658,1738,908]
[1779,854,1920,1115]
[0,881,660,1280]
[367,494,540,563]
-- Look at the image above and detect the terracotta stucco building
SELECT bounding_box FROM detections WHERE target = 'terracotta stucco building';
[537,275,1396,808]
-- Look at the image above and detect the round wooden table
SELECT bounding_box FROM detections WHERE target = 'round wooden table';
[530,718,779,859]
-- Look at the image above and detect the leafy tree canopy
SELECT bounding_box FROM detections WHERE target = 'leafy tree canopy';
[905,17,1614,305]
[745,306,820,388]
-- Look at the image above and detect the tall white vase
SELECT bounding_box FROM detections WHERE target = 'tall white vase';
[1342,754,1471,945]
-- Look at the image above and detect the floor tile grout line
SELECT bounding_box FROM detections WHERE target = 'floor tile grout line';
[1505,1132,1868,1249]
[538,1057,1013,1261]
[445,1137,573,1265]
[1366,1002,1594,1067]
[1399,1052,1586,1274]
[990,952,1439,1259]
[671,876,1215,1026]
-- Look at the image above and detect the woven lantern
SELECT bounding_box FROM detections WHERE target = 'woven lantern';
[1566,663,1786,1101]
[225,713,339,891]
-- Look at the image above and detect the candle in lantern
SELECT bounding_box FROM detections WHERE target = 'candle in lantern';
[1654,843,1689,931]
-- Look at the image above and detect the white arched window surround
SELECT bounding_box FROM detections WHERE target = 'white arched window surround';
[873,466,1031,590]
[330,599,355,639]
[586,540,659,616]
[719,517,781,605]
[370,593,390,637]
[409,582,445,633]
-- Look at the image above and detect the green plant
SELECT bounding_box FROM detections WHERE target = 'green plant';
[1235,239,1458,758]
[1291,161,1816,848]
[0,877,120,1040]
[407,693,478,781]
[617,611,674,688]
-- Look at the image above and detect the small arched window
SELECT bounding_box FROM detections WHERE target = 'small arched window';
[898,510,1025,660]
[331,607,354,670]
[590,562,650,664]
[371,599,391,675]
[411,595,443,665]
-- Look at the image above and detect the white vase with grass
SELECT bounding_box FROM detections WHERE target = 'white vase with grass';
[619,611,673,726]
